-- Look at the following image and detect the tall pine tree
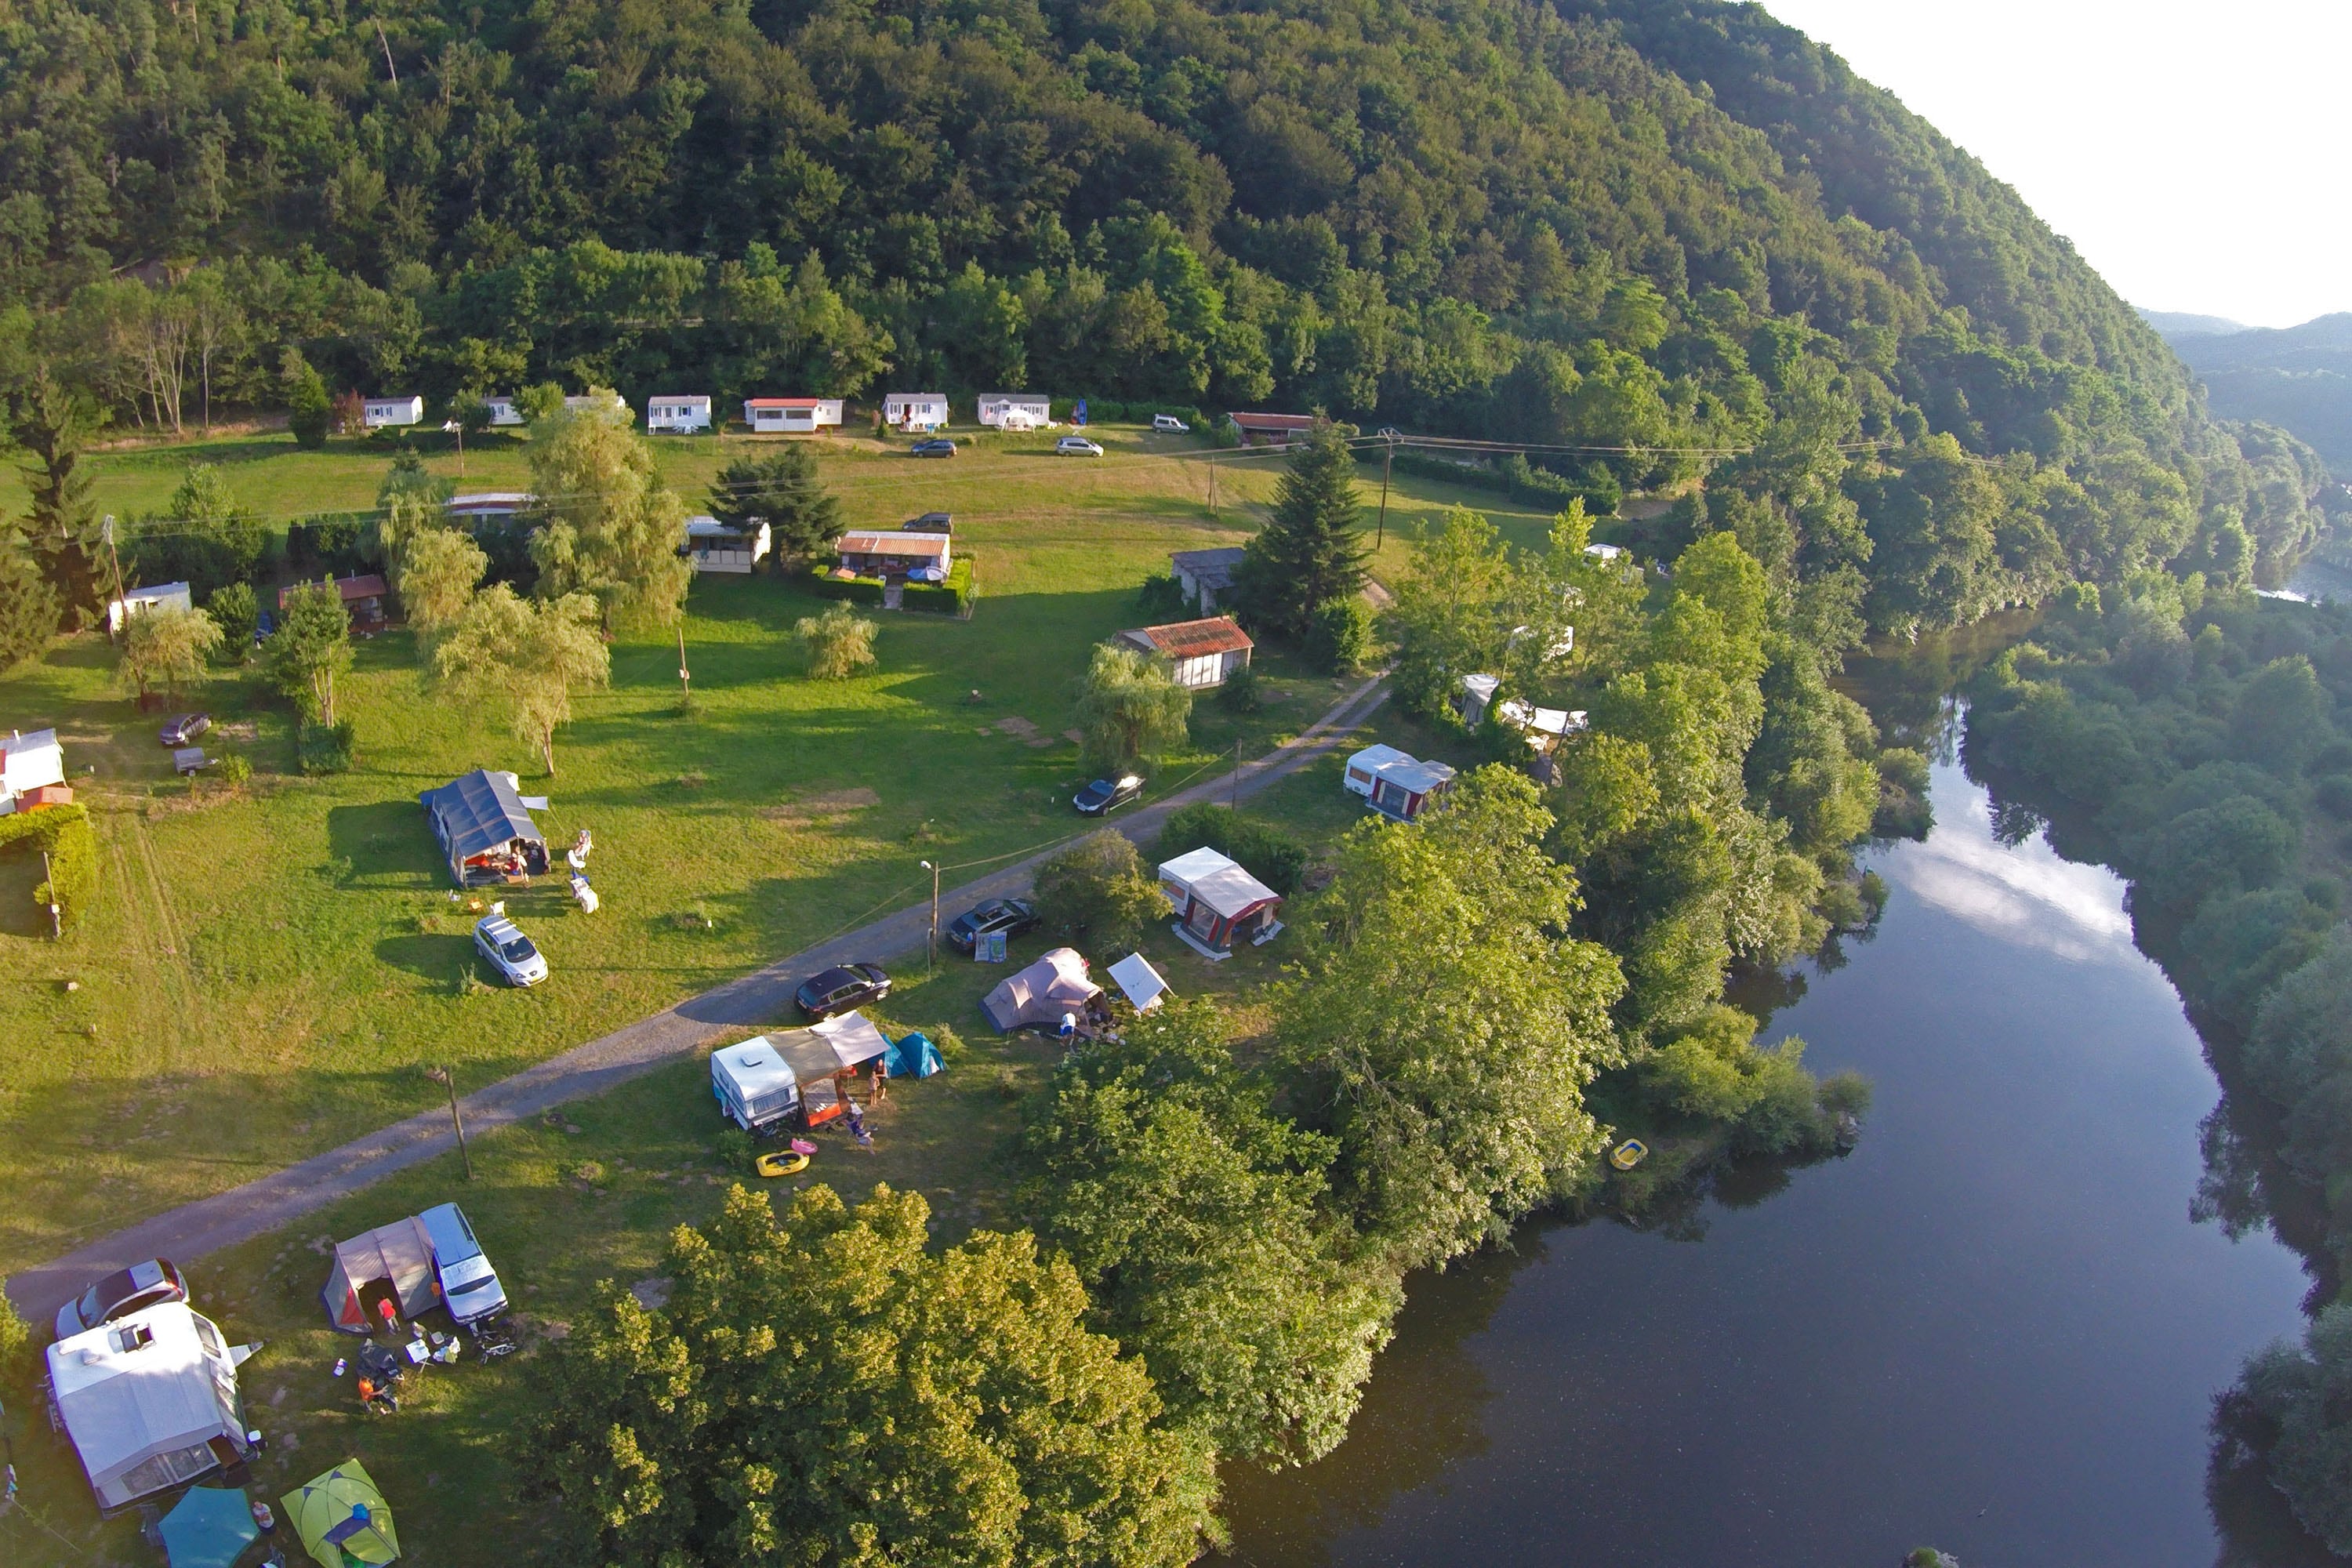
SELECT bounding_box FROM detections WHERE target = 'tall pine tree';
[1236,423,1370,640]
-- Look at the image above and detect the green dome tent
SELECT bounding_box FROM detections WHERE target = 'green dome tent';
[285,1458,400,1568]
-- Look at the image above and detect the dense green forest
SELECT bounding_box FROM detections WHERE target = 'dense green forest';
[0,0,2332,633]
[1964,590,2352,1555]
[2160,313,2352,473]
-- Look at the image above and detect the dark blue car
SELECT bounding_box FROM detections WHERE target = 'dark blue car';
[910,438,957,458]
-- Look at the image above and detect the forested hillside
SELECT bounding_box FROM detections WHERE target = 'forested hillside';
[2162,314,2352,471]
[0,0,2330,624]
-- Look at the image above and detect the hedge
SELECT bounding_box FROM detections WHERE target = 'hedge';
[902,557,976,615]
[1388,449,1621,514]
[810,573,887,604]
[0,802,98,932]
[1052,399,1208,429]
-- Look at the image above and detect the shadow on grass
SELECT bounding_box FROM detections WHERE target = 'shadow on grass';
[374,931,477,982]
[325,800,446,885]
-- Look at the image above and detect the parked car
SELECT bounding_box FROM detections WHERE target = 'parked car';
[1055,436,1105,457]
[796,962,891,1019]
[910,438,957,458]
[1073,774,1145,816]
[1152,414,1189,433]
[906,511,953,533]
[474,914,548,986]
[158,712,211,746]
[419,1202,509,1325]
[54,1258,187,1339]
[947,897,1039,952]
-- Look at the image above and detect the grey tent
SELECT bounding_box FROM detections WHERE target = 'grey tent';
[321,1218,437,1334]
[980,947,1102,1033]
[419,769,547,885]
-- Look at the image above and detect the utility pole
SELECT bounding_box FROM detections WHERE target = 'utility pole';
[1231,739,1242,809]
[676,626,691,709]
[1207,457,1218,519]
[920,860,939,972]
[426,1065,471,1180]
[39,850,60,938]
[1377,433,1394,551]
[101,515,128,642]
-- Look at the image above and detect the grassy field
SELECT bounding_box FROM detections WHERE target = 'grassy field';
[0,425,1554,1281]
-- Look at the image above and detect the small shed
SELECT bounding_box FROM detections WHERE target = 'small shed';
[482,396,524,427]
[746,397,844,433]
[1225,412,1316,447]
[107,581,194,635]
[648,395,713,434]
[1158,847,1283,956]
[1107,952,1171,1012]
[982,948,1102,1032]
[363,396,423,429]
[281,574,390,631]
[884,393,949,431]
[837,528,950,580]
[978,394,1053,430]
[2,727,67,815]
[1116,617,1254,688]
[321,1217,437,1334]
[47,1303,252,1512]
[419,769,547,885]
[684,514,771,573]
[1170,548,1247,615]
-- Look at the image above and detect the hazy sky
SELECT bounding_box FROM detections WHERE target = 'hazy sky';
[1757,0,2345,328]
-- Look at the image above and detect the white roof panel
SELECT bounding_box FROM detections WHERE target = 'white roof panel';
[1107,952,1171,1011]
[49,1304,235,1480]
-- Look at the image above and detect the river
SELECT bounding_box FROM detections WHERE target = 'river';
[1214,750,2314,1566]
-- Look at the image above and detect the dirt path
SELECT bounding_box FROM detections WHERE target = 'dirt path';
[6,676,1390,1322]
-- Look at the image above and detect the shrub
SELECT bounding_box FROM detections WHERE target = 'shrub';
[297,717,356,774]
[808,572,886,604]
[0,802,98,931]
[1156,801,1308,895]
[205,581,259,656]
[714,1127,754,1171]
[1218,662,1263,713]
[1310,597,1373,674]
[1134,572,1192,621]
[218,753,253,789]
[902,557,975,615]
[1033,829,1167,957]
[796,604,879,680]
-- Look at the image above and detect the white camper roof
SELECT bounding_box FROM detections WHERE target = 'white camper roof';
[1159,847,1279,920]
[3,728,65,793]
[713,1037,799,1098]
[1381,757,1457,794]
[1346,743,1414,774]
[1107,952,1171,1011]
[49,1303,240,1504]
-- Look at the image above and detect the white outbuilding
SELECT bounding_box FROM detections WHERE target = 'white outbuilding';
[2,727,67,815]
[746,397,844,433]
[977,394,1054,430]
[884,393,949,431]
[648,395,713,434]
[482,395,525,426]
[47,1302,253,1512]
[106,580,193,635]
[363,395,423,429]
[684,514,771,573]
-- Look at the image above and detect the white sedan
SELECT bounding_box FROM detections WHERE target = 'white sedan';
[474,914,549,986]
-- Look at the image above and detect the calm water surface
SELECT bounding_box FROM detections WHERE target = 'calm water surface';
[1217,757,2311,1566]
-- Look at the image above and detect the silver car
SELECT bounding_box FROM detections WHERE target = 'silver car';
[1055,435,1105,456]
[474,914,548,986]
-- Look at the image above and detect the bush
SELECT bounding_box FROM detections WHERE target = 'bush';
[808,572,886,605]
[1033,829,1167,957]
[1218,662,1262,713]
[1387,448,1619,514]
[1310,597,1373,674]
[931,1023,969,1064]
[1134,572,1192,621]
[218,753,253,789]
[297,717,356,774]
[902,557,976,615]
[0,802,98,931]
[288,513,372,576]
[1156,801,1308,895]
[714,1126,754,1171]
[795,604,879,680]
[205,581,259,656]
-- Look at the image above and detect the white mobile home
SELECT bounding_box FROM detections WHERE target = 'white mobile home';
[362,396,423,429]
[648,395,713,434]
[684,514,771,573]
[106,580,193,635]
[884,392,949,431]
[483,395,524,426]
[447,492,533,524]
[745,397,844,433]
[2,727,67,815]
[977,394,1054,430]
[48,1303,252,1512]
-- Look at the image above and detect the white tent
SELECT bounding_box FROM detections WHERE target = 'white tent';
[1107,953,1171,1011]
[49,1303,250,1511]
[808,1010,893,1071]
[981,947,1102,1032]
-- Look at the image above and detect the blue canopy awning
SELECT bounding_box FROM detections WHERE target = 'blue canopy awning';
[160,1486,259,1568]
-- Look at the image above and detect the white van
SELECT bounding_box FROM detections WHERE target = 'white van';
[1152,414,1189,433]
[419,1203,509,1325]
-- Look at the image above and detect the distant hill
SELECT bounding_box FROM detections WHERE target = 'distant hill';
[2161,315,2352,469]
[2140,309,2251,338]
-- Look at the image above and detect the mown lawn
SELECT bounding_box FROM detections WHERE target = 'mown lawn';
[0,428,1544,1282]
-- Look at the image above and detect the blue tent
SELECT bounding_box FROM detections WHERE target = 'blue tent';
[886,1032,945,1080]
[160,1486,259,1568]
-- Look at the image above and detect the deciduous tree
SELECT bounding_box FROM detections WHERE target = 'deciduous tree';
[117,604,222,702]
[794,603,877,680]
[430,585,609,773]
[264,582,352,724]
[1033,829,1167,957]
[526,393,691,630]
[1073,643,1190,772]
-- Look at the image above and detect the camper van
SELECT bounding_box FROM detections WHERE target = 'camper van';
[712,1036,802,1131]
[419,1203,509,1325]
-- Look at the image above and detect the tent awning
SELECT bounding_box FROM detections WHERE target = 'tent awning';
[162,1486,260,1568]
[809,1011,892,1071]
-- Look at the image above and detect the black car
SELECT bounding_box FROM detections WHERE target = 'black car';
[794,962,891,1020]
[1073,774,1145,816]
[910,438,958,459]
[158,712,211,746]
[947,897,1039,952]
[55,1258,187,1339]
[906,511,953,533]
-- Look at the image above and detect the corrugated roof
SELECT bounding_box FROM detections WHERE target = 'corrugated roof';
[1228,412,1316,430]
[840,530,949,557]
[747,397,833,408]
[1127,616,1254,658]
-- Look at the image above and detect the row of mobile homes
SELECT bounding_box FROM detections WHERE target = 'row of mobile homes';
[1344,743,1457,822]
[836,528,951,582]
[2,728,68,815]
[684,514,771,573]
[746,397,844,433]
[1116,616,1254,689]
[886,392,949,430]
